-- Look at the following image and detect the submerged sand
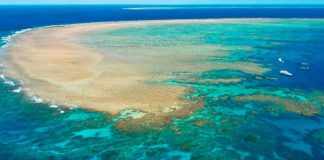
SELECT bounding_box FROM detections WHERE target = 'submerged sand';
[3,19,269,116]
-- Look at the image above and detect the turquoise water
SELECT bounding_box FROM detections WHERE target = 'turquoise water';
[1,19,324,159]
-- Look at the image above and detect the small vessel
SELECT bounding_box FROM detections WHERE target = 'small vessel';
[278,57,284,63]
[280,70,293,76]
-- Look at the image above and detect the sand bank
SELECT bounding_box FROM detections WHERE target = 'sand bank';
[3,19,269,116]
[235,94,319,116]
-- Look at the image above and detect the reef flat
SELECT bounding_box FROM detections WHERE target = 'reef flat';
[3,19,269,116]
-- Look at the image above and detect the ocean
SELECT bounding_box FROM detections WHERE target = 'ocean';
[0,5,324,160]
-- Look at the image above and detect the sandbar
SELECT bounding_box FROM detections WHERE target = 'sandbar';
[3,19,270,116]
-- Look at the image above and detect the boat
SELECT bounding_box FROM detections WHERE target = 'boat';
[278,57,284,63]
[280,70,293,76]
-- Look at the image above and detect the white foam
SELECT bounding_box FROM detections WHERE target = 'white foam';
[0,74,5,80]
[32,96,44,103]
[0,74,15,86]
[1,36,9,42]
[14,28,32,35]
[0,25,67,54]
[12,87,22,93]
[4,80,15,86]
[69,106,79,110]
[50,104,59,108]
[60,110,65,114]
[0,44,9,52]
[0,28,34,53]
[3,28,32,42]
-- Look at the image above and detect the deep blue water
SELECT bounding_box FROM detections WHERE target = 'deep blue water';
[1,5,324,30]
[0,5,324,160]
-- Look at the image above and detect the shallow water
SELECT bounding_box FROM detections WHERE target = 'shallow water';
[1,17,324,160]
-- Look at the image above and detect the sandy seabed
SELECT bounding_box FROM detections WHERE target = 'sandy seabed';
[3,19,269,116]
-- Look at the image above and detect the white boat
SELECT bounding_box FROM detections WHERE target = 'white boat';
[278,58,284,63]
[280,70,293,76]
